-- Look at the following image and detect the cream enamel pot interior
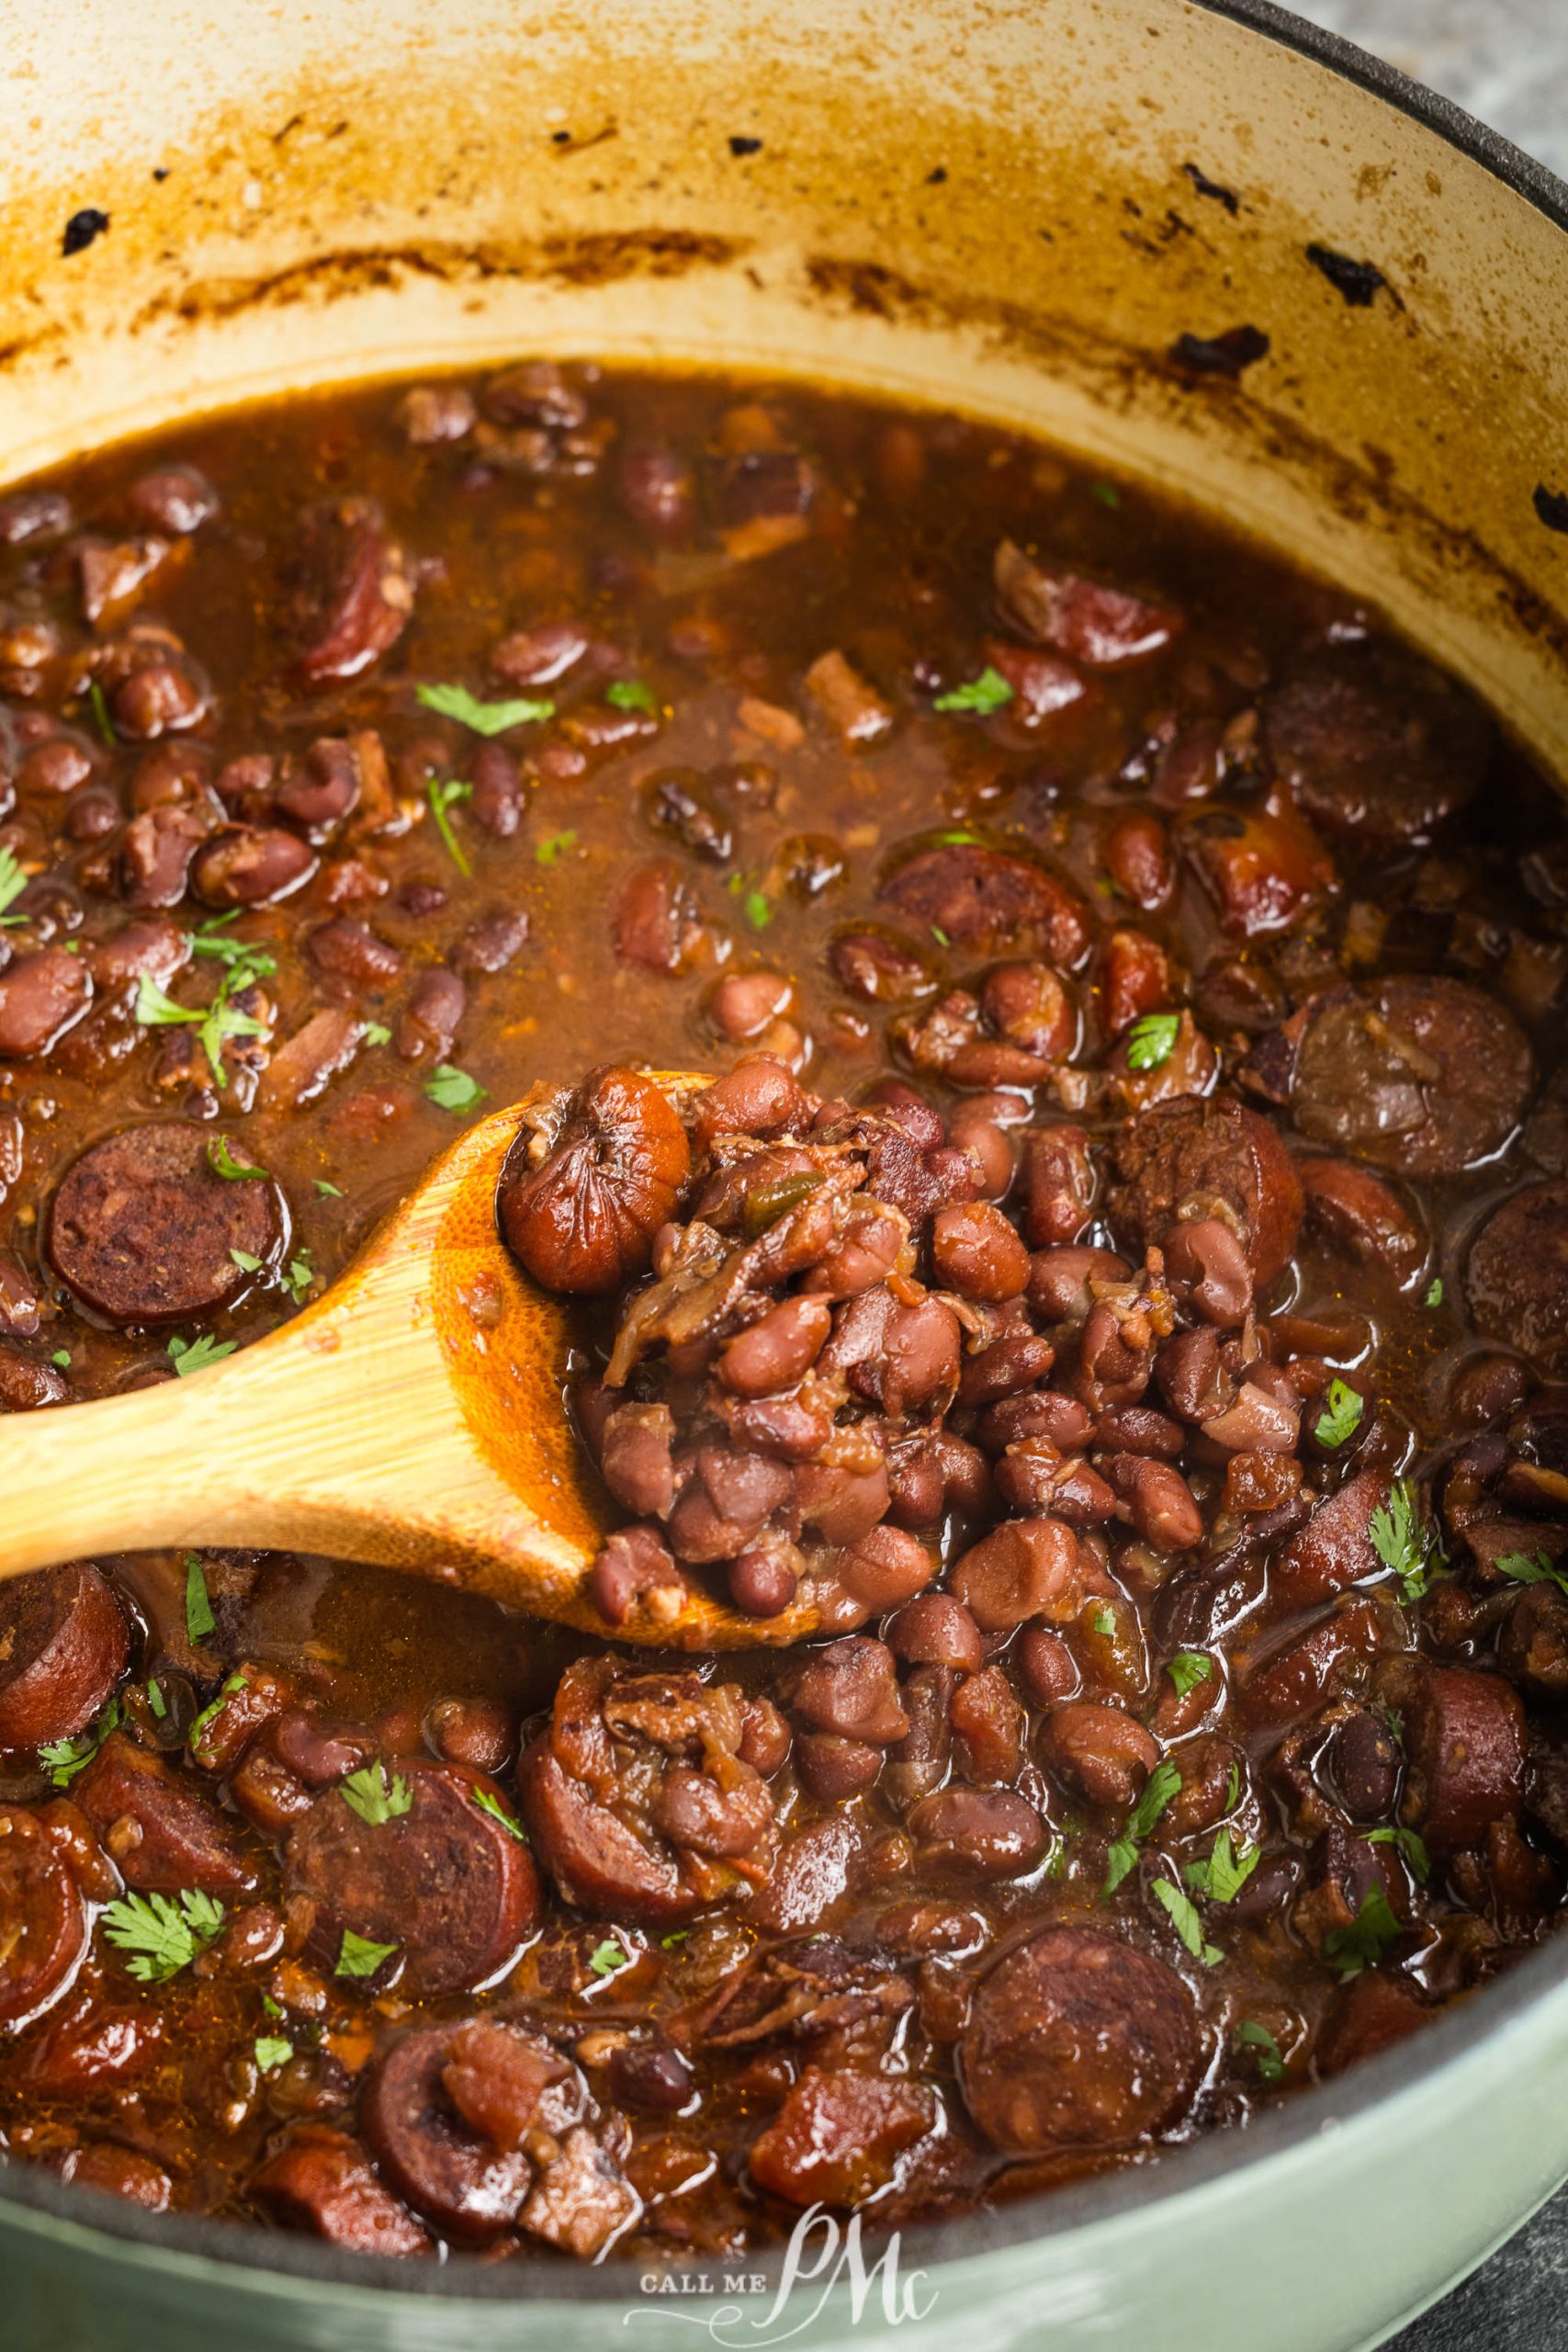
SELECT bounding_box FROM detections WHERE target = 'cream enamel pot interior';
[4,3,1568,2347]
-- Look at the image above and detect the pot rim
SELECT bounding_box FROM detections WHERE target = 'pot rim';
[6,0,1568,2303]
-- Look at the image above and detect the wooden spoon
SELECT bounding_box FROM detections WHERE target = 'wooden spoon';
[0,1075,818,1648]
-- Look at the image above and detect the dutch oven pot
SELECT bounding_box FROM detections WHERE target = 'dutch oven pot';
[4,2,1568,2346]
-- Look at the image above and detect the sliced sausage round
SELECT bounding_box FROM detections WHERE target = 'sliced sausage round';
[0,1808,89,2029]
[284,1760,541,1995]
[1393,1662,1527,1855]
[75,1734,259,1897]
[1466,1182,1568,1377]
[47,1122,282,1327]
[0,1563,129,1751]
[1263,643,1490,843]
[878,844,1090,967]
[958,1927,1199,2153]
[1106,1094,1303,1285]
[517,1736,697,1927]
[1291,979,1532,1178]
[361,2018,573,2244]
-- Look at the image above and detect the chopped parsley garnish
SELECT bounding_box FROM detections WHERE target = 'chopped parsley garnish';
[145,1677,167,1721]
[1089,481,1122,509]
[931,828,983,846]
[283,1250,316,1306]
[1324,1884,1402,1979]
[424,1063,487,1114]
[1370,1477,1443,1604]
[88,679,118,746]
[1314,1379,1364,1448]
[134,968,265,1091]
[1166,1652,1214,1702]
[1091,1604,1116,1638]
[468,1784,529,1842]
[605,679,657,712]
[208,1135,268,1182]
[169,1334,238,1378]
[932,665,1013,716]
[51,1349,71,1369]
[254,2035,293,2073]
[0,847,30,925]
[1152,1877,1222,1966]
[589,1939,629,1978]
[1124,1011,1180,1071]
[743,888,773,931]
[1103,1758,1182,1895]
[415,682,555,735]
[314,1178,344,1198]
[340,1760,412,1826]
[101,1889,225,1983]
[39,1696,121,1787]
[335,1929,399,1980]
[930,924,952,947]
[660,1928,690,1950]
[1183,1827,1260,1905]
[1365,1825,1431,1884]
[184,1553,216,1643]
[1236,2020,1285,2084]
[534,829,579,866]
[188,914,276,982]
[1423,1277,1444,1308]
[1496,1549,1568,1599]
[426,775,474,876]
[261,1993,283,2019]
[1224,1761,1243,1812]
[363,1021,391,1047]
[230,1249,263,1274]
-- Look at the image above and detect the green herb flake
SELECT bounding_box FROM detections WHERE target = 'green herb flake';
[340,1760,412,1827]
[0,846,30,925]
[605,679,658,713]
[188,1670,249,1760]
[88,679,118,747]
[335,1929,399,1980]
[1090,1604,1116,1638]
[184,1553,216,1643]
[1370,1477,1442,1605]
[1236,2020,1285,2084]
[51,1349,71,1369]
[1183,1826,1261,1905]
[1314,1379,1365,1449]
[424,1063,488,1115]
[261,1994,283,2020]
[1324,1884,1403,1980]
[1166,1652,1214,1702]
[1152,1877,1223,1966]
[741,1167,824,1238]
[932,665,1014,716]
[588,1939,629,1978]
[743,888,773,932]
[254,2035,293,2073]
[145,1678,167,1721]
[284,1250,316,1306]
[660,1928,691,1950]
[1124,1011,1180,1072]
[1423,1277,1444,1308]
[229,1249,263,1274]
[930,924,952,947]
[1365,1824,1431,1885]
[1102,1837,1140,1897]
[208,1135,269,1183]
[534,829,579,866]
[101,1889,225,1984]
[1102,1758,1182,1898]
[362,1021,391,1047]
[39,1697,121,1788]
[468,1784,529,1843]
[314,1178,344,1198]
[168,1334,238,1379]
[1496,1549,1568,1600]
[1225,1761,1243,1813]
[415,682,555,735]
[1089,481,1122,509]
[426,775,474,876]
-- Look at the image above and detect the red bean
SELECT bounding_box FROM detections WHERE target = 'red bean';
[719,1296,831,1396]
[931,1202,1032,1300]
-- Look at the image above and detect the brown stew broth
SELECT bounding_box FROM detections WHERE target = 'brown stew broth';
[0,364,1561,2256]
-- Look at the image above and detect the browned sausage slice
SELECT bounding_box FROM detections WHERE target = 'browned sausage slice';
[0,1562,129,1750]
[1388,1661,1527,1854]
[284,1760,541,1994]
[0,1806,90,2027]
[1466,1182,1568,1377]
[248,2124,430,2254]
[1106,1095,1303,1285]
[361,2019,574,2244]
[1290,979,1532,1178]
[1263,644,1490,843]
[1270,1470,1391,1611]
[517,1736,696,1927]
[958,1926,1199,2153]
[75,1733,260,1897]
[292,497,415,684]
[1298,1157,1427,1289]
[46,1122,282,1326]
[878,844,1091,968]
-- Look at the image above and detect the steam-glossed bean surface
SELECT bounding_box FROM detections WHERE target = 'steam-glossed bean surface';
[0,363,1565,2262]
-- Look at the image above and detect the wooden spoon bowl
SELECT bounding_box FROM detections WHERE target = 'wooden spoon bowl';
[0,1077,820,1647]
